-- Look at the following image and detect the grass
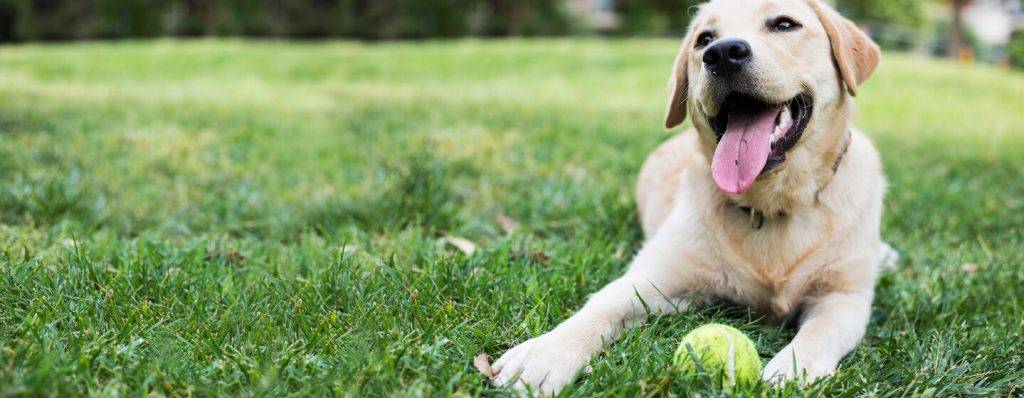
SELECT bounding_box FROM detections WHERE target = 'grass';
[0,39,1021,396]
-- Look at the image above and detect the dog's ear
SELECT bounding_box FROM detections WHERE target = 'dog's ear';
[808,0,881,96]
[664,21,701,129]
[664,44,689,129]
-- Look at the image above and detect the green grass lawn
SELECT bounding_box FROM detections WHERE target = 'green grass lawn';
[0,39,1022,396]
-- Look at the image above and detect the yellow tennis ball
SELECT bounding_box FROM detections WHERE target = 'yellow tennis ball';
[673,324,763,386]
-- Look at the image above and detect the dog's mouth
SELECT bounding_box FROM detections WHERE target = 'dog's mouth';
[707,92,813,195]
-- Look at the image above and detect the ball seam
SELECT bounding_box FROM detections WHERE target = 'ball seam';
[724,329,736,384]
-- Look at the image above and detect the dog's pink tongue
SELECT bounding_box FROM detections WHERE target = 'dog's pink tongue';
[711,106,779,195]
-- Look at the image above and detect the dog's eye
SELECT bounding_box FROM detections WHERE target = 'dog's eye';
[769,17,801,32]
[695,32,715,49]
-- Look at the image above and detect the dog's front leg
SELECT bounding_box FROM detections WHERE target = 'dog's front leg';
[762,289,874,384]
[491,235,699,395]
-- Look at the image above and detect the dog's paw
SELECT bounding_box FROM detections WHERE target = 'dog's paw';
[761,344,836,386]
[491,332,593,395]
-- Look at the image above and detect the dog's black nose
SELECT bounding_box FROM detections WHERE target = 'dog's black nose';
[703,38,752,77]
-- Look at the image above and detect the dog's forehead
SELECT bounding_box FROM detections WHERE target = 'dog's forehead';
[699,0,816,29]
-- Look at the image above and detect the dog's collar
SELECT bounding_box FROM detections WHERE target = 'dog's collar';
[831,130,853,174]
[737,130,852,230]
[737,206,771,230]
[816,129,853,200]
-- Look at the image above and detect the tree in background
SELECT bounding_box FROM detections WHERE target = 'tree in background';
[0,0,574,41]
[97,0,165,38]
[614,0,702,35]
[0,0,1013,58]
[947,0,971,57]
[940,0,1016,59]
[0,0,17,41]
[476,0,573,36]
[836,0,927,27]
[1010,28,1024,68]
[835,0,929,51]
[6,0,96,40]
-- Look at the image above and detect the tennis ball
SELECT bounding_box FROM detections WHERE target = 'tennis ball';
[673,324,763,386]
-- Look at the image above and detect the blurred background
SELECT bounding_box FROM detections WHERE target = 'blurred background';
[0,0,1021,69]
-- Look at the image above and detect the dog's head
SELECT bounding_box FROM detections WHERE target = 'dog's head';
[664,0,880,197]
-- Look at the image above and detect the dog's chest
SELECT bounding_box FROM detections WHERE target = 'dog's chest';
[711,208,837,315]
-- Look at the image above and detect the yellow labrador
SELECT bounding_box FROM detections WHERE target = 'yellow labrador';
[492,0,884,394]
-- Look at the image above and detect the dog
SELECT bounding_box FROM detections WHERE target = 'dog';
[489,0,885,394]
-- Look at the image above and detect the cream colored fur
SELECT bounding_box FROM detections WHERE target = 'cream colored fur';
[491,0,886,394]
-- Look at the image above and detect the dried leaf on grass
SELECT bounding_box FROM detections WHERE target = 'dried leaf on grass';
[496,212,520,234]
[444,236,477,256]
[473,353,495,377]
